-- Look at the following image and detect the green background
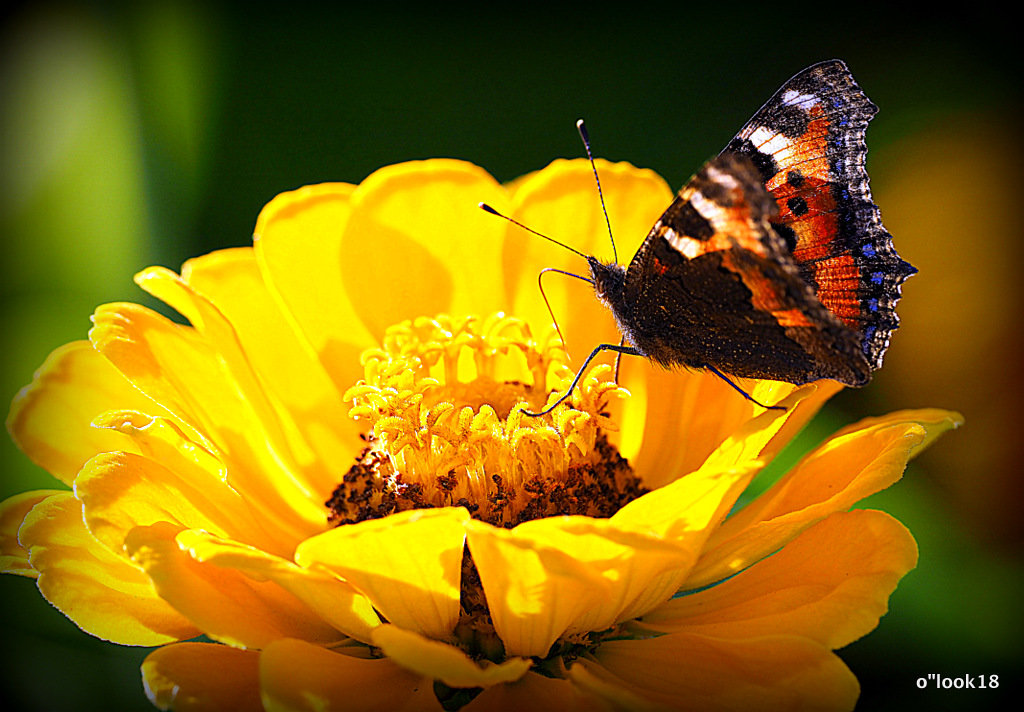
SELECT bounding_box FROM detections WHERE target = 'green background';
[2,2,1020,710]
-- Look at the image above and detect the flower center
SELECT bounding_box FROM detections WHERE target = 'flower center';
[327,313,646,528]
[327,313,648,673]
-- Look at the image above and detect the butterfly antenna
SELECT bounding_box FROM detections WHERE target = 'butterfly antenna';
[576,119,617,265]
[538,267,595,360]
[478,202,589,260]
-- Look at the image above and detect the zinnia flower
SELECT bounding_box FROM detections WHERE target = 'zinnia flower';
[3,158,960,711]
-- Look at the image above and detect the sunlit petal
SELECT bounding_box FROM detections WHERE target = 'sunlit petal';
[341,160,510,340]
[21,493,198,644]
[6,341,158,484]
[124,522,342,649]
[1,489,62,577]
[296,508,469,640]
[467,516,692,656]
[89,302,323,540]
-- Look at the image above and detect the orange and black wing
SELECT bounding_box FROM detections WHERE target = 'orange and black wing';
[722,59,915,370]
[619,152,871,386]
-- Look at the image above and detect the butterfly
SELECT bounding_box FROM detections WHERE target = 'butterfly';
[487,60,915,415]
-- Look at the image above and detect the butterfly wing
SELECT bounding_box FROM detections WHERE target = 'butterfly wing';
[619,152,871,385]
[722,59,915,370]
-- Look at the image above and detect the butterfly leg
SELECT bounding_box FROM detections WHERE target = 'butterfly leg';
[703,363,786,411]
[523,343,642,417]
[613,335,626,383]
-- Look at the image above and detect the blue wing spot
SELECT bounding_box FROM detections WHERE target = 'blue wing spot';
[862,326,877,354]
[871,271,884,284]
[868,298,879,312]
[862,244,876,257]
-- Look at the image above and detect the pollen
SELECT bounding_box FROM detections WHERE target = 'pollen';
[327,313,646,529]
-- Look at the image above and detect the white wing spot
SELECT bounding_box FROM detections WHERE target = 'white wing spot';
[748,126,794,160]
[782,89,819,107]
[662,225,702,259]
[705,164,740,190]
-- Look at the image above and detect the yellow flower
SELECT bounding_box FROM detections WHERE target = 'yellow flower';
[2,158,960,711]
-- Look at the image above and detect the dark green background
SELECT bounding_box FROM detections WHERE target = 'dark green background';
[2,2,1020,710]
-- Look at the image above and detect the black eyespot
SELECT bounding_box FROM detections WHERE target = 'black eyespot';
[787,196,809,216]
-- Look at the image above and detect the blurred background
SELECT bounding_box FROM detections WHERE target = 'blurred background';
[1,2,1020,710]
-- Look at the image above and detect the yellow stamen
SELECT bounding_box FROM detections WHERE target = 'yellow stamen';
[331,313,642,528]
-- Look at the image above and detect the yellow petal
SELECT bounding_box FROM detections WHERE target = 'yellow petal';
[6,340,156,485]
[581,633,859,711]
[687,409,961,588]
[124,522,342,649]
[134,265,338,508]
[177,528,381,645]
[252,182,374,391]
[341,160,510,340]
[259,637,440,712]
[636,510,918,650]
[696,384,828,477]
[75,424,276,556]
[465,516,692,657]
[142,642,262,712]
[372,624,532,688]
[89,302,324,540]
[0,490,62,577]
[504,159,671,369]
[295,507,469,640]
[611,460,760,543]
[179,248,365,475]
[624,372,840,487]
[828,407,965,455]
[19,493,198,645]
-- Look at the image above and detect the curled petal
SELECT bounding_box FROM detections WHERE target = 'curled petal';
[76,447,256,554]
[260,637,441,712]
[372,624,532,689]
[6,341,158,485]
[89,302,324,541]
[20,493,198,645]
[179,248,365,475]
[124,523,342,649]
[687,409,962,588]
[176,529,381,645]
[1,490,63,577]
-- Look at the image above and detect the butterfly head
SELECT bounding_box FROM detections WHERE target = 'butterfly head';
[588,256,626,312]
